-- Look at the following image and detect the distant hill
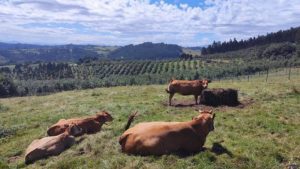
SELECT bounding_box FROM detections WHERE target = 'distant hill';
[108,42,183,60]
[0,42,183,64]
[0,43,117,64]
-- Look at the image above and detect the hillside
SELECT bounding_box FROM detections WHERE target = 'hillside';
[201,26,300,54]
[108,42,183,60]
[1,45,299,97]
[0,73,299,168]
[0,43,118,64]
[199,42,299,61]
[0,42,184,64]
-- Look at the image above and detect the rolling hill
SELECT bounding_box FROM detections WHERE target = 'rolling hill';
[108,42,183,60]
[0,43,118,64]
[0,42,184,64]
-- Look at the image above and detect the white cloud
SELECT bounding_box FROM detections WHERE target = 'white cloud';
[0,0,299,46]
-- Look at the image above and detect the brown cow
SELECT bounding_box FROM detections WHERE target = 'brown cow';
[165,79,210,106]
[47,111,113,136]
[25,124,82,164]
[119,110,215,155]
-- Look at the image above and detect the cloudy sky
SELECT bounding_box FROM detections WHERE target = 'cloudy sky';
[0,0,300,46]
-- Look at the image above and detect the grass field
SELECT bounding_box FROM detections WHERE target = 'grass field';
[0,73,299,169]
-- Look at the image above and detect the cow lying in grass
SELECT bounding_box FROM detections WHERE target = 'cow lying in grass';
[25,124,82,164]
[47,111,113,136]
[166,79,210,106]
[119,110,215,155]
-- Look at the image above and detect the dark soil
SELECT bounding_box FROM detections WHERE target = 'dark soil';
[162,98,254,111]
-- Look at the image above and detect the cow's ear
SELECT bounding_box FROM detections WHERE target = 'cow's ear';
[198,110,204,113]
[207,79,212,83]
[208,110,213,114]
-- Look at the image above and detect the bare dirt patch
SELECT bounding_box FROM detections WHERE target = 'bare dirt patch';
[162,98,254,111]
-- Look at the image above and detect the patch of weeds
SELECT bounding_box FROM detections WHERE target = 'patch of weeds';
[0,126,17,139]
[0,124,26,139]
[274,152,286,163]
[290,86,300,95]
[0,103,9,113]
[0,160,9,169]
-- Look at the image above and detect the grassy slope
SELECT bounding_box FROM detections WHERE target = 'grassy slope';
[0,73,299,169]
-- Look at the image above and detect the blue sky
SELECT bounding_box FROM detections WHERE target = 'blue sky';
[0,0,300,46]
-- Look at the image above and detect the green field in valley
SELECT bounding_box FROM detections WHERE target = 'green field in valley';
[0,71,299,169]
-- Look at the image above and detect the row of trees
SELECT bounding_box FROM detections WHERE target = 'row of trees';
[1,58,296,97]
[202,27,300,54]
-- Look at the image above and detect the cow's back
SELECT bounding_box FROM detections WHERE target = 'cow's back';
[120,122,202,155]
[47,117,96,136]
[168,80,203,95]
[25,134,75,164]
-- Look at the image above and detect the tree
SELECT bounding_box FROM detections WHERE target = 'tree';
[0,74,17,97]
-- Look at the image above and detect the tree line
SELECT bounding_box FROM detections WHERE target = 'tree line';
[1,57,296,97]
[202,27,300,55]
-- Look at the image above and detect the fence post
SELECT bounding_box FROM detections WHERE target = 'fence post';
[265,69,269,82]
[288,66,292,80]
[247,75,249,81]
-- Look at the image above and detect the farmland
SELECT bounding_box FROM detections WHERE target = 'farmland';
[0,70,299,169]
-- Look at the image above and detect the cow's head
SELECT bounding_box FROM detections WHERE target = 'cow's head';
[95,111,113,123]
[67,124,83,136]
[193,110,215,131]
[201,79,211,89]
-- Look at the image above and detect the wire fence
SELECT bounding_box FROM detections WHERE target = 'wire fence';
[215,66,300,83]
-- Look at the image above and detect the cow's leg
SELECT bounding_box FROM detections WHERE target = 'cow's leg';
[194,95,198,105]
[169,93,174,106]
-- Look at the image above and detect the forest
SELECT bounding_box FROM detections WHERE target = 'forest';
[201,27,300,55]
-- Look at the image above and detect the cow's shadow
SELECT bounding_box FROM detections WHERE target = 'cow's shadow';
[173,147,206,158]
[174,142,233,158]
[174,103,197,107]
[210,142,233,157]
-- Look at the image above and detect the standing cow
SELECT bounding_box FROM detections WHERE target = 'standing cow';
[25,124,82,164]
[165,79,210,106]
[119,110,215,155]
[47,111,113,136]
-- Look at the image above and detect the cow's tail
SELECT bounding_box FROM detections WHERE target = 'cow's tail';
[124,112,138,131]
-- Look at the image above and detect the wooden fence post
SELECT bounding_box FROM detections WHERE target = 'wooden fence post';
[288,66,292,80]
[265,69,269,82]
[247,75,249,81]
